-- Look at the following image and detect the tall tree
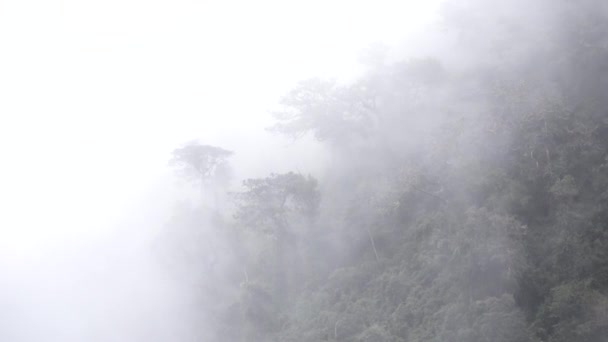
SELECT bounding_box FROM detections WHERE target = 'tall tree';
[169,141,233,208]
[234,172,320,315]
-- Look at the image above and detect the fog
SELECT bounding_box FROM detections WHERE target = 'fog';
[2,0,608,341]
[0,0,441,248]
[0,0,441,340]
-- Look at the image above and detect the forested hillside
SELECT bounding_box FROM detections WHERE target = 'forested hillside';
[162,1,608,341]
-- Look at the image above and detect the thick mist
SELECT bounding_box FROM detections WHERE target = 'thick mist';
[3,0,608,341]
[0,0,441,340]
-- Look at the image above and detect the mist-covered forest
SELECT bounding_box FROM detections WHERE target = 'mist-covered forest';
[3,0,608,341]
[154,1,608,341]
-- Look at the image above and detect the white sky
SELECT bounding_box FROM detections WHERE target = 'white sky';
[0,1,446,339]
[0,0,444,254]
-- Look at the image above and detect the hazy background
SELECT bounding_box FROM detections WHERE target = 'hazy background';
[0,0,443,340]
[0,0,442,252]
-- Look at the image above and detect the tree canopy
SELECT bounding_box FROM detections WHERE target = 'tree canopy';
[160,1,608,341]
[169,141,233,184]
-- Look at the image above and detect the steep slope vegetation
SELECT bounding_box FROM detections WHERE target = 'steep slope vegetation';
[163,1,608,341]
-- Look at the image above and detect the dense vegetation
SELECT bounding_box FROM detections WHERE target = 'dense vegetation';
[162,1,608,341]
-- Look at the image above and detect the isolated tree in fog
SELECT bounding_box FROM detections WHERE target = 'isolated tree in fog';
[169,141,233,182]
[169,141,233,210]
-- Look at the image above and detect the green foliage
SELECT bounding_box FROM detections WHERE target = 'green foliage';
[269,78,376,143]
[162,1,608,341]
[234,172,320,236]
[532,280,608,342]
